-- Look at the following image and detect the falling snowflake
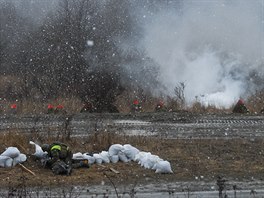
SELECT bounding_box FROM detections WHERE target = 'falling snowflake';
[87,40,94,47]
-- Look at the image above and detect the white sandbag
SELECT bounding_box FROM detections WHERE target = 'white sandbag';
[110,155,119,163]
[123,144,139,161]
[150,155,162,169]
[1,147,20,158]
[100,151,110,163]
[137,152,151,167]
[73,152,84,160]
[93,153,103,164]
[108,144,124,156]
[0,156,13,168]
[29,141,47,159]
[13,154,27,166]
[154,160,173,173]
[134,151,150,162]
[118,151,129,163]
[141,154,161,169]
[83,153,95,164]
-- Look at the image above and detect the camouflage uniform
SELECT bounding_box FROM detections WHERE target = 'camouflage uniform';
[42,142,89,175]
[42,142,72,175]
[232,99,249,113]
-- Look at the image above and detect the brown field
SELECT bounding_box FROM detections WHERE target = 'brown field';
[1,131,264,189]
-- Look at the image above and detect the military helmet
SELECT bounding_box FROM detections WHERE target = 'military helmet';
[41,144,50,152]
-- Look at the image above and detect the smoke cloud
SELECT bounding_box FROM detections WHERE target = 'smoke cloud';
[140,0,264,108]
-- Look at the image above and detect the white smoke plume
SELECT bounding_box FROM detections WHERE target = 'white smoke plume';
[140,0,264,108]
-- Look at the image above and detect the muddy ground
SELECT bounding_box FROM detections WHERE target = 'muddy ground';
[1,112,264,193]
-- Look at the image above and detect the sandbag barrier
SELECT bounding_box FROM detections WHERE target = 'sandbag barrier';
[0,147,27,168]
[31,142,173,174]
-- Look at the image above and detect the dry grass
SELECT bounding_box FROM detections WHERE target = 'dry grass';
[188,102,231,114]
[247,91,264,113]
[1,74,264,114]
[0,130,166,156]
[0,96,259,115]
[0,97,83,115]
[115,90,159,113]
[1,130,264,188]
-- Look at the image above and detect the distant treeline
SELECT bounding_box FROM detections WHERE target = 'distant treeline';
[0,0,179,111]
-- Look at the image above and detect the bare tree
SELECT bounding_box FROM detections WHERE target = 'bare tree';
[174,82,186,109]
[0,0,165,109]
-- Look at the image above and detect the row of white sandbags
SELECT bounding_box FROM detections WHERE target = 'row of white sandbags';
[73,144,139,164]
[29,141,173,173]
[72,144,173,173]
[0,147,27,168]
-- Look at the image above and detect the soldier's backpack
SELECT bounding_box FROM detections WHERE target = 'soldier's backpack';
[51,160,71,175]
